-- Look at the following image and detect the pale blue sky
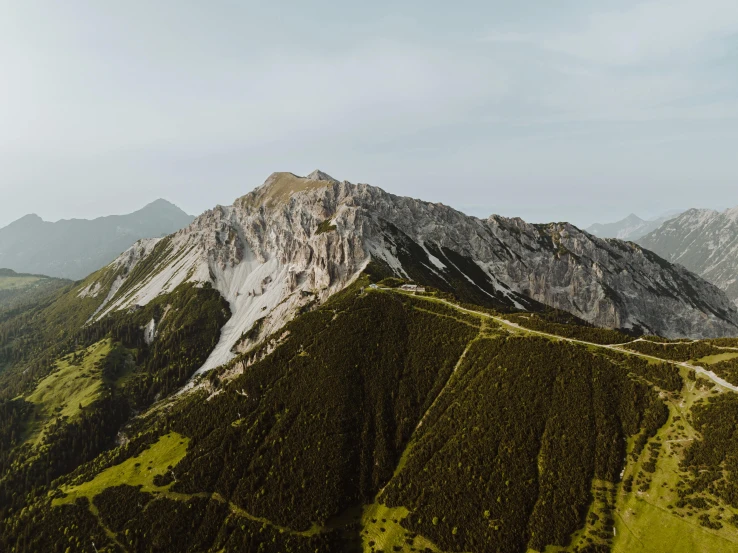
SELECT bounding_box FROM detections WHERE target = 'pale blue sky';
[1,0,737,228]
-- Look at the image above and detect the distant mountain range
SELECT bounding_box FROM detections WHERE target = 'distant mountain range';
[586,211,682,241]
[0,199,194,280]
[638,207,738,305]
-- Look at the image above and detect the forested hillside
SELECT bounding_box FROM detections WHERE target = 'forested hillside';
[0,272,229,527]
[2,273,738,552]
[0,269,70,321]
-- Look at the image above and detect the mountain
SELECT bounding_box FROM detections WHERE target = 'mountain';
[0,199,195,280]
[3,171,738,553]
[586,211,682,241]
[638,207,738,305]
[77,171,737,360]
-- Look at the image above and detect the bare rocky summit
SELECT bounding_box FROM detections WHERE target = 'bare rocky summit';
[638,207,738,305]
[79,171,738,374]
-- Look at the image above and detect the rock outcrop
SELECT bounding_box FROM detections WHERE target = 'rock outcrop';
[80,171,738,374]
[638,207,738,305]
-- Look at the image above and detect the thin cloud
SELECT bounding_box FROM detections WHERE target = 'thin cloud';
[542,0,738,65]
[0,40,510,154]
[479,31,534,44]
[0,2,736,229]
[477,1,738,127]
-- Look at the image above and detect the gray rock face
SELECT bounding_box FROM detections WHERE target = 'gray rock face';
[330,184,737,337]
[83,172,738,374]
[638,207,738,306]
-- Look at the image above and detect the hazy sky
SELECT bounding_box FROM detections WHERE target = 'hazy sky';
[1,0,737,229]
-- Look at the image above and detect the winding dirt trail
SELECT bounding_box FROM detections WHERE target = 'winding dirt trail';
[389,290,738,393]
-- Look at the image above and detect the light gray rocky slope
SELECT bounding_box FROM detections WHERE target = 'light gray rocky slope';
[78,171,738,374]
[638,207,738,305]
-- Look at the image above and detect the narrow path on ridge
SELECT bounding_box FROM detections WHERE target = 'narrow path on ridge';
[382,289,738,394]
[376,322,483,500]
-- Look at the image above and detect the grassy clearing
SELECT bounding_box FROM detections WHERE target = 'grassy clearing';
[25,339,112,444]
[612,369,738,553]
[0,275,42,290]
[27,339,111,418]
[361,503,443,553]
[613,498,738,553]
[53,432,189,506]
[697,352,738,365]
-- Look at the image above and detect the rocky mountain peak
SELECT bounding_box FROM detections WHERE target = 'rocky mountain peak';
[638,204,738,305]
[7,213,44,228]
[725,205,738,221]
[141,198,185,211]
[242,171,339,210]
[81,172,738,377]
[305,169,338,182]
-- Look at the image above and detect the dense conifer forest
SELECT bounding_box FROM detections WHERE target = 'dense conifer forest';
[1,272,738,552]
[0,280,229,521]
